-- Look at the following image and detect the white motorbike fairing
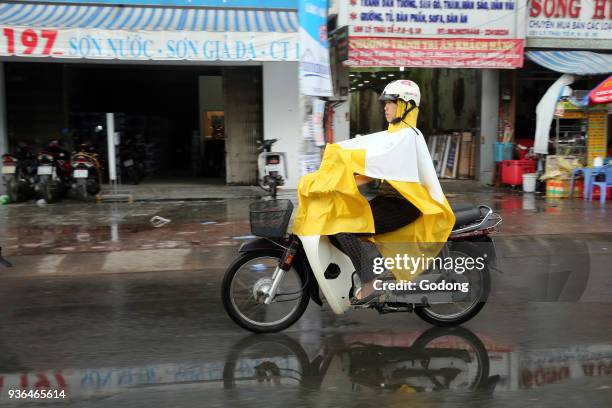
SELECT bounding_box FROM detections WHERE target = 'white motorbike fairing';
[299,235,355,314]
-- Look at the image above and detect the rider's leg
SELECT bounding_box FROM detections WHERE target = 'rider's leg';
[332,196,422,302]
[352,196,422,301]
[330,233,377,283]
[330,233,381,302]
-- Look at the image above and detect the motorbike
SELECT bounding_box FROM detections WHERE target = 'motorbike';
[70,143,102,200]
[257,139,287,199]
[222,200,502,333]
[222,327,500,397]
[1,143,37,202]
[119,140,143,185]
[35,140,72,203]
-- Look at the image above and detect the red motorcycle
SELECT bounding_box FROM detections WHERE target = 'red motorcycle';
[70,143,102,201]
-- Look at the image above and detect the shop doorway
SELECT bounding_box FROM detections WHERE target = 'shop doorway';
[4,62,263,186]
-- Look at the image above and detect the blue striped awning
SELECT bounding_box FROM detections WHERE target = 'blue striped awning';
[0,3,297,33]
[526,51,612,75]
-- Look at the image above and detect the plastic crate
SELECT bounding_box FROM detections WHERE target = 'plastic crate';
[501,160,537,186]
[249,199,294,238]
[546,179,582,198]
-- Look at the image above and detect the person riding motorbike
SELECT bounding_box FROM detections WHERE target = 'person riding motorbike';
[332,80,428,304]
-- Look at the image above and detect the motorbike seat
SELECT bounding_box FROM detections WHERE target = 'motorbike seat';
[451,203,482,229]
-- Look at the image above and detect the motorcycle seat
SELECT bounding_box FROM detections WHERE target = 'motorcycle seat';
[451,203,482,228]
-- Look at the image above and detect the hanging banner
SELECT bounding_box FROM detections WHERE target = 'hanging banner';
[343,0,526,68]
[348,37,524,68]
[299,0,333,96]
[0,26,298,62]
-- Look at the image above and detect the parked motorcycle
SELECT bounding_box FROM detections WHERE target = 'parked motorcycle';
[222,201,502,333]
[257,139,287,199]
[119,139,143,185]
[35,140,71,203]
[70,143,102,200]
[223,327,499,397]
[1,143,37,202]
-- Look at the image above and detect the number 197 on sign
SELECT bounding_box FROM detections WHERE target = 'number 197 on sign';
[2,28,59,56]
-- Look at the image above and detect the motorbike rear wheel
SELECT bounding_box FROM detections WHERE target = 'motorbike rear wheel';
[75,179,88,201]
[38,176,56,203]
[87,170,101,195]
[411,326,490,391]
[222,251,309,333]
[7,176,20,203]
[414,242,490,327]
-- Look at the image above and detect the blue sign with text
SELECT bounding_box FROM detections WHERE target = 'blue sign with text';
[25,0,298,9]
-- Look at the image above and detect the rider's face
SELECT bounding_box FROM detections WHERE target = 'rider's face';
[384,101,398,123]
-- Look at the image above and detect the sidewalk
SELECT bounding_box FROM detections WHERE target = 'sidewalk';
[113,179,498,201]
[1,180,609,279]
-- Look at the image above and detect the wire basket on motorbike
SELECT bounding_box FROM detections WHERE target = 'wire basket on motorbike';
[249,200,293,238]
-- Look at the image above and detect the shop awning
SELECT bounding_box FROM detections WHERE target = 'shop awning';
[0,3,297,33]
[526,51,612,75]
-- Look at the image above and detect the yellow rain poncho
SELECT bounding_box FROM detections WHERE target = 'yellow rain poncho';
[292,101,455,281]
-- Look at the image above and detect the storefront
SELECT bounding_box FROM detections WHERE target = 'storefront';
[332,0,527,183]
[0,0,305,189]
[517,1,612,159]
[503,0,612,167]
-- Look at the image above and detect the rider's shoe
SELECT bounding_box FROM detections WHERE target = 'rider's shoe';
[350,287,382,305]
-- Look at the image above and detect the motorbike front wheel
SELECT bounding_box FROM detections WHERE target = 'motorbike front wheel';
[257,177,270,192]
[221,251,309,333]
[222,334,310,390]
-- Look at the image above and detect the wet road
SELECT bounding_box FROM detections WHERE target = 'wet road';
[0,188,611,407]
[1,271,612,407]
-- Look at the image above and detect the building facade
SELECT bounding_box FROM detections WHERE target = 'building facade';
[0,0,306,190]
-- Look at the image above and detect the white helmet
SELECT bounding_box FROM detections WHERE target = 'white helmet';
[379,80,421,107]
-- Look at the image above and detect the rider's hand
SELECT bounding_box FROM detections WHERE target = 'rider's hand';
[355,175,374,186]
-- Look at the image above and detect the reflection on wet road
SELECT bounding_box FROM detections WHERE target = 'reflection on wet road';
[1,270,612,407]
[0,200,252,256]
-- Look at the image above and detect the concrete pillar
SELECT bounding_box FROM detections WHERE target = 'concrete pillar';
[223,67,261,185]
[263,62,300,189]
[0,63,8,195]
[479,69,499,185]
